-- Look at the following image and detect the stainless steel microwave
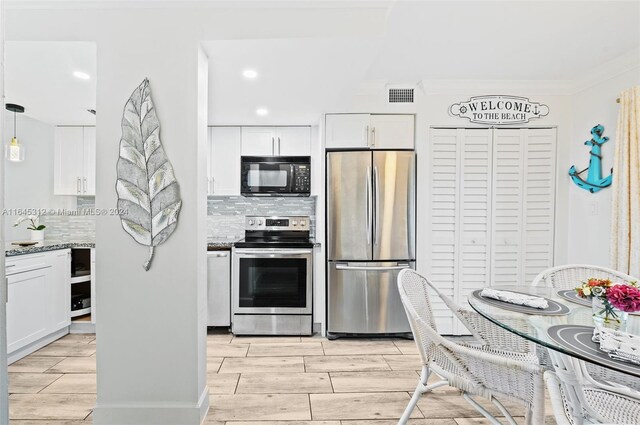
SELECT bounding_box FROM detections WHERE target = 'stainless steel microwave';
[240,156,311,197]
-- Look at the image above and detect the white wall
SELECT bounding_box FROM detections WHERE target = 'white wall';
[567,67,640,266]
[3,113,75,241]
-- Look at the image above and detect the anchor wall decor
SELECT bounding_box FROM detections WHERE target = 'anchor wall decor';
[568,124,613,193]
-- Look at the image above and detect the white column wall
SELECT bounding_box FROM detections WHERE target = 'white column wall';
[91,20,208,425]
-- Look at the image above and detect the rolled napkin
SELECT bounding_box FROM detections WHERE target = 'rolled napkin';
[597,326,640,365]
[480,288,549,309]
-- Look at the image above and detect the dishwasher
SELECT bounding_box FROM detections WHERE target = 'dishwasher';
[207,249,231,327]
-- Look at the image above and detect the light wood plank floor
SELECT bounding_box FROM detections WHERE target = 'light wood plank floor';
[7,330,557,424]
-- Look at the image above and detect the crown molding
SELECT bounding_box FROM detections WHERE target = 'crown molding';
[569,47,640,94]
[417,79,574,96]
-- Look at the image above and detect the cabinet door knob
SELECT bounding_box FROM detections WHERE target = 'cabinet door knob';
[364,125,369,146]
[76,177,81,194]
[83,178,87,194]
[372,127,376,147]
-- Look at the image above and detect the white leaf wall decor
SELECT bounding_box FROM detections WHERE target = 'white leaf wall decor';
[116,78,182,271]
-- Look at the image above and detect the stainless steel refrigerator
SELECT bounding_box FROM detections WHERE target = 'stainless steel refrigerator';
[327,150,415,337]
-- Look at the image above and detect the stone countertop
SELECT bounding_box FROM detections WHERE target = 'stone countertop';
[207,238,241,251]
[6,240,95,257]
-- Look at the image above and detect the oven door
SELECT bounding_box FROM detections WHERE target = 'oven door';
[241,160,293,196]
[232,248,313,315]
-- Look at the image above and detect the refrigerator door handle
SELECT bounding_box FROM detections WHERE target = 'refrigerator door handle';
[366,166,372,245]
[373,165,380,246]
[335,263,411,271]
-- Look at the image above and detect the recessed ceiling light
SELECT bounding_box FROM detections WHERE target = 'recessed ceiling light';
[243,69,258,79]
[73,71,91,80]
[256,108,269,116]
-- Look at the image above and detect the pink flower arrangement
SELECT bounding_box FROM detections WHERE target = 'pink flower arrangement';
[606,284,640,313]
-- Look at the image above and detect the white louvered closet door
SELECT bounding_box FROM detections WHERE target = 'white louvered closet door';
[522,128,557,283]
[491,128,556,286]
[428,127,556,335]
[428,128,492,334]
[455,129,493,334]
[428,128,459,334]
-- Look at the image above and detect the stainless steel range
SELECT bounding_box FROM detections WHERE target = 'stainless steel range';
[232,216,313,335]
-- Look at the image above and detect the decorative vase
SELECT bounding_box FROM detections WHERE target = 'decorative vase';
[30,229,44,242]
[592,296,628,332]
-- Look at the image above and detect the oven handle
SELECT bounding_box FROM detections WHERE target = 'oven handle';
[335,263,411,271]
[234,249,313,256]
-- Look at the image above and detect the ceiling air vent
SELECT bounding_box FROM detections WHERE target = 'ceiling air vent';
[388,88,414,103]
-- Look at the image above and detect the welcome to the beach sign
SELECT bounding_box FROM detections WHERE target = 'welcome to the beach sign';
[449,95,549,125]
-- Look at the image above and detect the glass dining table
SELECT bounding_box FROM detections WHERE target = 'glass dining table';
[467,285,640,379]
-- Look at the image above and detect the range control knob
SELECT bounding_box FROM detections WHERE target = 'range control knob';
[300,220,307,226]
[248,219,255,226]
[292,220,298,226]
[258,219,263,225]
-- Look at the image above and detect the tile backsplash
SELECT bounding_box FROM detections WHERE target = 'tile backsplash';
[42,215,96,241]
[208,196,316,239]
[49,196,316,241]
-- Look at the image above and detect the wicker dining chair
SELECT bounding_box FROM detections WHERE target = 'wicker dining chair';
[397,269,545,425]
[531,264,638,289]
[532,264,640,392]
[545,370,640,425]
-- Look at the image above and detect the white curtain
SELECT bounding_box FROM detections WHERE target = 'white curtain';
[611,86,640,276]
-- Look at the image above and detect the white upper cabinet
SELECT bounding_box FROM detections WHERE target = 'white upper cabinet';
[82,127,96,195]
[241,126,311,156]
[369,115,415,149]
[54,126,96,195]
[241,127,276,156]
[208,127,241,196]
[325,114,370,149]
[275,127,311,156]
[54,127,84,195]
[325,114,414,149]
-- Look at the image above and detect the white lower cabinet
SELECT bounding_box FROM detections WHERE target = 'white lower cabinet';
[51,249,72,330]
[6,249,72,362]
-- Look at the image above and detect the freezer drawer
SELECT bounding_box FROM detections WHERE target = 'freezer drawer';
[207,250,231,326]
[328,261,413,335]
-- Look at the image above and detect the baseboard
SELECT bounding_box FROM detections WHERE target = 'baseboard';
[92,386,210,425]
[69,321,96,334]
[8,327,69,364]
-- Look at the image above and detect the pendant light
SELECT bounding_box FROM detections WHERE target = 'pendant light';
[5,103,25,162]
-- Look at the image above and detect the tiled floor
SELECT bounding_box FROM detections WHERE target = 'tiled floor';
[6,331,557,424]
